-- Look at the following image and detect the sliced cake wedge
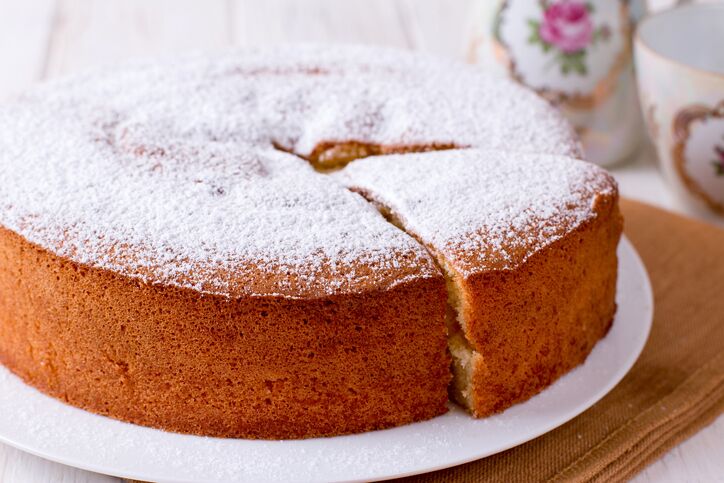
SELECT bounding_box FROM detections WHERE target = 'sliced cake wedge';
[336,149,622,416]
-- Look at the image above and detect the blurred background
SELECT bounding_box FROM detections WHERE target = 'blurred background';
[2,0,723,226]
[0,0,475,98]
[0,0,712,93]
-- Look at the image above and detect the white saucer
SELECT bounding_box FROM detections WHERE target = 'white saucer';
[0,236,653,483]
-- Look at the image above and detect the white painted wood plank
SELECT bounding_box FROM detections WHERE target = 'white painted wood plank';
[396,0,476,59]
[0,443,117,483]
[0,0,55,98]
[45,0,230,77]
[611,144,679,212]
[230,0,411,48]
[634,414,724,483]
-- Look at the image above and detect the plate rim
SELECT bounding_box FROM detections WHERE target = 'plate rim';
[372,235,654,481]
[0,235,653,483]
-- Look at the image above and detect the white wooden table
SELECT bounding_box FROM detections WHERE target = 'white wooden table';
[0,1,721,482]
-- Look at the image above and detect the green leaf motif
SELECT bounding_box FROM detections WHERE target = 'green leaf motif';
[556,50,588,76]
[527,19,542,45]
[713,161,724,176]
[523,3,597,77]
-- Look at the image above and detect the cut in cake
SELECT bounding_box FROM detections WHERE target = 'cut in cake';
[336,150,621,415]
[0,45,621,438]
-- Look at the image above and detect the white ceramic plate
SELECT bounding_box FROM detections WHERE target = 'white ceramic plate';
[0,236,652,483]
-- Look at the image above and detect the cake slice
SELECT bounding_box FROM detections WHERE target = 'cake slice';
[336,149,622,416]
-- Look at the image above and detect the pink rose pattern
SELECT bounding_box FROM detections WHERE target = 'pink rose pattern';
[527,0,611,76]
[539,1,593,52]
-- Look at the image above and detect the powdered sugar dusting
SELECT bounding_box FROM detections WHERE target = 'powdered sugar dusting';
[336,149,617,274]
[0,44,582,297]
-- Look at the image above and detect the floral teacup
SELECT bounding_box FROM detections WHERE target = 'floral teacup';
[469,0,642,166]
[635,3,724,217]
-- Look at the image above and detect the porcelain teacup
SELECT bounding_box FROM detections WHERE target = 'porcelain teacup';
[635,3,724,217]
[469,0,642,167]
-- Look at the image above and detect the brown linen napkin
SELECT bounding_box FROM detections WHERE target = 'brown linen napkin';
[399,199,724,483]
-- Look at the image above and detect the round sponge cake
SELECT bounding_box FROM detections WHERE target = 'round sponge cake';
[0,45,619,438]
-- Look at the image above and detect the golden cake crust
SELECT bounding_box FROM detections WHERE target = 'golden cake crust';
[459,191,621,415]
[0,226,450,439]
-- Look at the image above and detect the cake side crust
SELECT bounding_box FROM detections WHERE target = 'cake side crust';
[0,226,451,439]
[457,191,622,415]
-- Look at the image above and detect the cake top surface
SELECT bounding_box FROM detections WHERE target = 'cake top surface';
[336,149,617,275]
[0,44,584,297]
